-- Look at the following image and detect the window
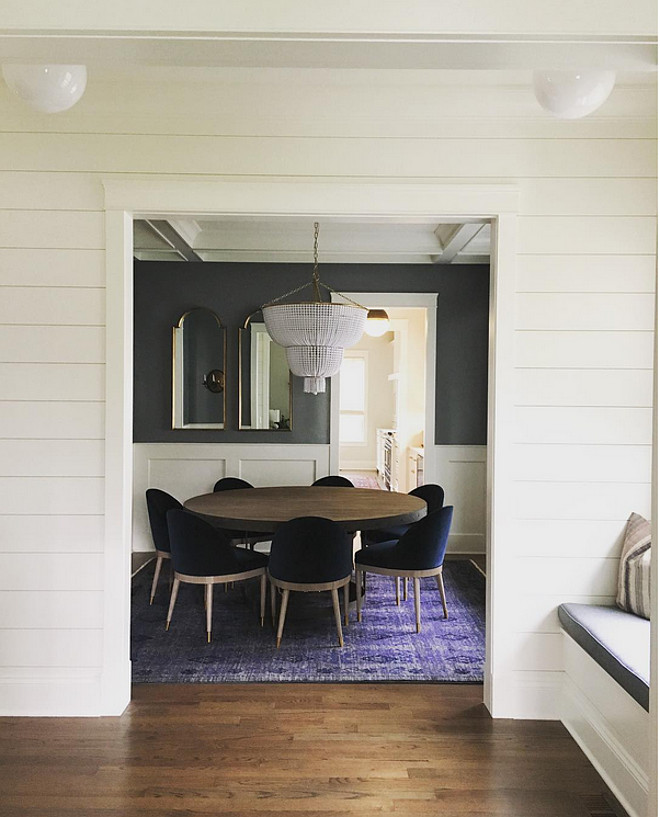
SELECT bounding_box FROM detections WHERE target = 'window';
[339,354,367,444]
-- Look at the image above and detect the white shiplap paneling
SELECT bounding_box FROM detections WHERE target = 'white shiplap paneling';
[0,70,654,720]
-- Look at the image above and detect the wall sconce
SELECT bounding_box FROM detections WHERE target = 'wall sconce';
[533,70,616,119]
[2,64,87,113]
[202,370,225,393]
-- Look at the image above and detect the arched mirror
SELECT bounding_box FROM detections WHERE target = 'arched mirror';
[239,310,292,430]
[172,308,226,429]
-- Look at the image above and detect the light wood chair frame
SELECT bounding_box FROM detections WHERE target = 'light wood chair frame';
[268,573,352,648]
[166,566,267,643]
[149,549,171,605]
[354,564,448,633]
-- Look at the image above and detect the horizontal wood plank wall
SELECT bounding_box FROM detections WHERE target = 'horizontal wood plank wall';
[0,75,655,715]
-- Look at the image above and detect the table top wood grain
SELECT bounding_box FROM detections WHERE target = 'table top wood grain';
[183,486,427,532]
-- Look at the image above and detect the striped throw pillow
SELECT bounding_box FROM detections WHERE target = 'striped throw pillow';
[616,512,652,620]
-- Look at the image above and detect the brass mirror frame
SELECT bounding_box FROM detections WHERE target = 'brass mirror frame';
[172,307,227,430]
[238,311,293,432]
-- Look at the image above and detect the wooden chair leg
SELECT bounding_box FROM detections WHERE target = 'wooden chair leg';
[355,569,363,622]
[343,582,349,626]
[165,577,180,630]
[206,583,213,643]
[395,576,400,606]
[403,577,408,601]
[413,577,421,633]
[331,587,344,647]
[149,555,163,604]
[276,589,290,648]
[260,573,266,626]
[270,580,277,626]
[436,571,449,619]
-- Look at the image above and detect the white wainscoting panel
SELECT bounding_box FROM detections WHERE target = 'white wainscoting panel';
[434,445,486,554]
[133,443,331,552]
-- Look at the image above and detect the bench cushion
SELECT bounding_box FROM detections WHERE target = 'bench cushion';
[558,603,650,712]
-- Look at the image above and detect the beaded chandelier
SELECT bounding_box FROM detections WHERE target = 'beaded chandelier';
[262,222,367,395]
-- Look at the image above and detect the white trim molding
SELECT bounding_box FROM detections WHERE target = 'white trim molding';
[102,178,519,718]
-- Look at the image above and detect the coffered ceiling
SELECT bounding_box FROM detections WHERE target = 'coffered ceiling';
[133,218,491,265]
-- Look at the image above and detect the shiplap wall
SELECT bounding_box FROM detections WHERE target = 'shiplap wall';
[0,72,655,715]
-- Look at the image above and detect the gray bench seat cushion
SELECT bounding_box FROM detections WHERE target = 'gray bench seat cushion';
[558,603,650,712]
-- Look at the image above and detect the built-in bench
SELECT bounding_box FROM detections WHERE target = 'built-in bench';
[558,603,650,817]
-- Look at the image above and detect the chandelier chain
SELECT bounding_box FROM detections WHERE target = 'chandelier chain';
[312,221,321,301]
[261,220,366,310]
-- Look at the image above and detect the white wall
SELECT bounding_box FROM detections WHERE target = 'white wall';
[0,69,655,715]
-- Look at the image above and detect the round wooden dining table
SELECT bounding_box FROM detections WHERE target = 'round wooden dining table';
[183,485,427,533]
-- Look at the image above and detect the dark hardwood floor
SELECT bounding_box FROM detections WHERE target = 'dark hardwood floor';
[0,684,618,816]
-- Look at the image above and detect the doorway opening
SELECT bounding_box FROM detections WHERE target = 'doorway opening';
[103,178,518,714]
[334,303,429,494]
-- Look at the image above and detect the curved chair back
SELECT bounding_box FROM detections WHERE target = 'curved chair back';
[410,483,444,514]
[311,475,354,488]
[214,476,253,492]
[146,488,182,554]
[269,517,353,584]
[394,506,453,570]
[167,508,247,576]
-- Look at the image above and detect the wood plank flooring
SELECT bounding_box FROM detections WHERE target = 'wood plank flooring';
[0,684,618,817]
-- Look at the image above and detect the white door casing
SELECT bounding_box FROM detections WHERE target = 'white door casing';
[103,179,519,716]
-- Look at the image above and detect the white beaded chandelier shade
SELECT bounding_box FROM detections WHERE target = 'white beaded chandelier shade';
[262,222,367,395]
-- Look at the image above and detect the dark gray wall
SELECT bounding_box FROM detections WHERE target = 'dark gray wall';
[133,261,489,445]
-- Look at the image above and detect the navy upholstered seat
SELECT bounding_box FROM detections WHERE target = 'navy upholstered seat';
[362,484,444,547]
[213,476,264,547]
[268,516,354,647]
[558,602,650,711]
[311,475,355,487]
[354,506,453,632]
[165,508,268,642]
[145,488,182,604]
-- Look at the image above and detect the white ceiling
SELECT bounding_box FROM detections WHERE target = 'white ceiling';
[133,217,492,265]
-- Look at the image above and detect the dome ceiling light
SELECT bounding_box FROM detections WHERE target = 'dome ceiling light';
[262,222,367,395]
[532,70,616,119]
[365,309,391,337]
[2,64,87,113]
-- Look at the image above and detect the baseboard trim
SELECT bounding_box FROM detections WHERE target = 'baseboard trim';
[490,671,561,719]
[0,669,102,716]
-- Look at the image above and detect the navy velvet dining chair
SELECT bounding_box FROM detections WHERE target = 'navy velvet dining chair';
[165,508,269,643]
[146,488,182,604]
[354,505,453,633]
[361,483,444,547]
[213,476,263,548]
[268,516,354,648]
[311,475,355,488]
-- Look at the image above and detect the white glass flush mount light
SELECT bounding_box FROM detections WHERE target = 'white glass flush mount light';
[533,70,615,119]
[262,223,367,395]
[2,64,87,113]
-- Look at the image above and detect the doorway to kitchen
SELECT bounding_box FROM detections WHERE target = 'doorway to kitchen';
[331,296,433,496]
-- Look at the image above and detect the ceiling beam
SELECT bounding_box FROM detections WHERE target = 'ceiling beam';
[144,220,202,263]
[432,223,486,264]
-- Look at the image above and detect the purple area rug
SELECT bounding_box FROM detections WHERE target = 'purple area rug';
[131,560,485,683]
